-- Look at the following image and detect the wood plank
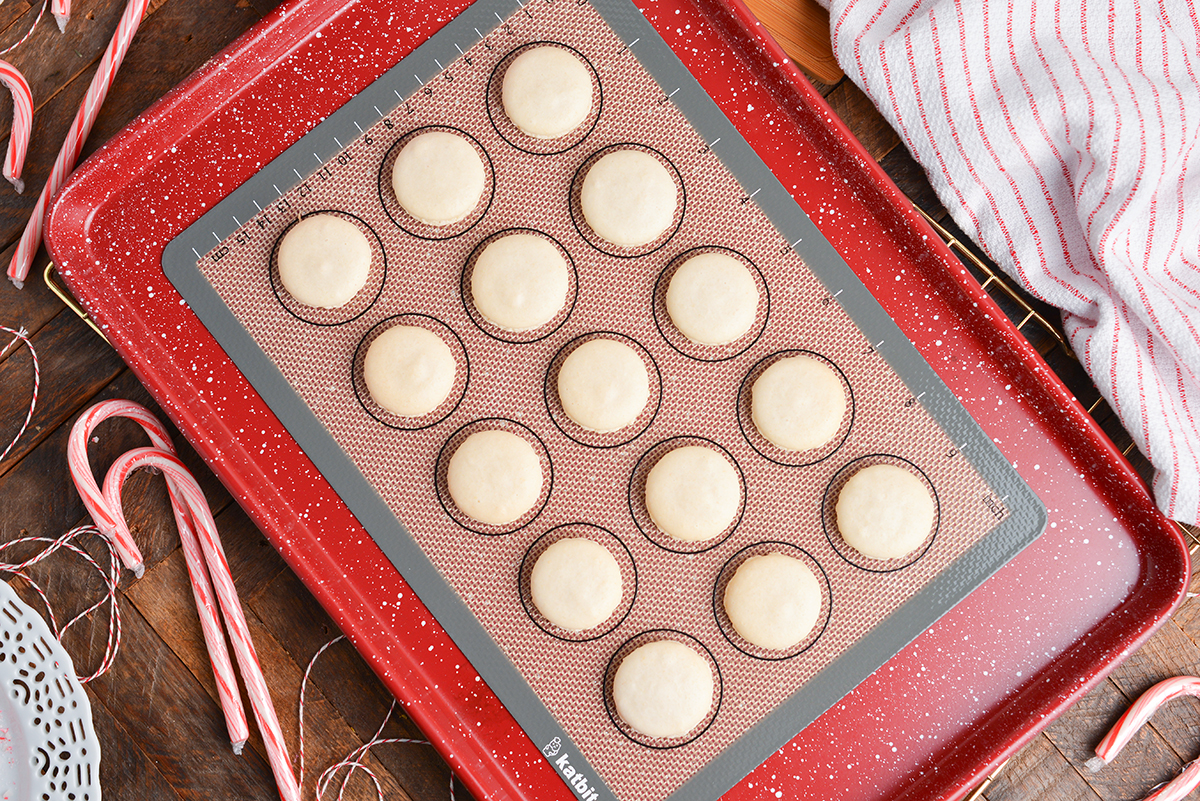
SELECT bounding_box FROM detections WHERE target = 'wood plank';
[1104,618,1200,766]
[877,145,945,221]
[0,0,261,250]
[983,735,1101,801]
[0,1,35,40]
[0,368,232,566]
[120,515,286,716]
[1164,564,1200,637]
[1042,677,1183,800]
[10,576,280,801]
[0,263,66,345]
[126,546,414,800]
[822,80,901,161]
[0,0,132,136]
[0,309,124,479]
[86,685,186,801]
[249,569,461,801]
[77,0,263,156]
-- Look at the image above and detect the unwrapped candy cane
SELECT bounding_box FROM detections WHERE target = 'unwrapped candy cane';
[0,61,31,193]
[69,400,249,750]
[102,447,300,801]
[7,0,148,287]
[1087,676,1200,801]
[52,0,70,31]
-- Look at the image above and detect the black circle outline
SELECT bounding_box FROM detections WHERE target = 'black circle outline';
[735,349,856,467]
[602,629,723,749]
[350,313,470,431]
[650,245,771,363]
[377,125,496,241]
[460,227,580,344]
[711,541,833,661]
[485,41,604,156]
[543,331,663,450]
[268,209,387,327]
[627,435,747,555]
[568,143,686,259]
[517,522,638,643]
[821,453,942,573]
[433,417,554,536]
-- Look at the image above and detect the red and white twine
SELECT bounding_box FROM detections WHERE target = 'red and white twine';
[0,324,37,463]
[0,0,49,57]
[298,635,456,801]
[0,524,122,683]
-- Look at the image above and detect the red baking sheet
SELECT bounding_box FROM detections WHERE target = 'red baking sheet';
[45,0,1189,799]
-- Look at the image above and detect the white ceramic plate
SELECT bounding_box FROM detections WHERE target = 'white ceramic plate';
[0,579,101,801]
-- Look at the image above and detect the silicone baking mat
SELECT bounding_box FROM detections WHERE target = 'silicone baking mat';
[163,0,1044,799]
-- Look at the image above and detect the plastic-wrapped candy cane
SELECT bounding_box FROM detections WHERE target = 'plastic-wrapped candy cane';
[7,0,149,287]
[102,447,300,801]
[0,61,31,193]
[1086,676,1200,801]
[67,399,249,751]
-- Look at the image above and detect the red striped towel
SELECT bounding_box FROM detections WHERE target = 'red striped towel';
[821,0,1200,525]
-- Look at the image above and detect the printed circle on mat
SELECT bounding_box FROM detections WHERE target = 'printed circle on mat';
[434,418,552,536]
[545,332,662,449]
[379,126,495,240]
[822,454,941,572]
[518,523,636,642]
[484,42,602,154]
[627,437,746,556]
[461,228,578,343]
[351,314,468,430]
[736,350,854,467]
[569,144,685,258]
[652,246,769,362]
[603,630,721,748]
[713,541,831,660]
[269,210,386,326]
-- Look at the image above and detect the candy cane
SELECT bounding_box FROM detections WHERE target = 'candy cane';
[69,399,167,573]
[7,0,149,287]
[1086,676,1200,801]
[0,62,31,193]
[102,447,300,801]
[68,400,249,751]
[52,0,70,31]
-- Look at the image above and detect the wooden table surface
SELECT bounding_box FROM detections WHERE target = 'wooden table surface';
[0,1,1197,800]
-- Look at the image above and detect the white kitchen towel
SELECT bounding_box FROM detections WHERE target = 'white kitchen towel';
[819,0,1200,524]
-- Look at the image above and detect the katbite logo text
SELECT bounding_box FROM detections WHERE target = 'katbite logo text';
[542,738,601,801]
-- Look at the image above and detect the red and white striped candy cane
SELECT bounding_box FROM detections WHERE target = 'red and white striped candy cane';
[69,400,249,750]
[0,62,30,194]
[1087,676,1200,801]
[68,399,164,573]
[7,0,148,287]
[52,0,70,31]
[102,447,300,801]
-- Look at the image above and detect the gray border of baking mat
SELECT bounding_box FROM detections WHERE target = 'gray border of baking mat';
[163,0,1047,799]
